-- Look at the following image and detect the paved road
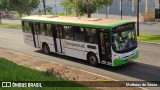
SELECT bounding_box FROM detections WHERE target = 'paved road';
[0,27,160,90]
[139,22,160,34]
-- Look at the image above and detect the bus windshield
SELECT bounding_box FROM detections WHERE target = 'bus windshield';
[112,25,137,53]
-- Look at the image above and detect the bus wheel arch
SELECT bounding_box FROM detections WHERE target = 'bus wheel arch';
[87,52,99,66]
[42,42,51,55]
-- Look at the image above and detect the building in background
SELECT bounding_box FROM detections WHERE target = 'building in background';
[99,0,155,16]
[33,0,156,16]
[32,0,65,14]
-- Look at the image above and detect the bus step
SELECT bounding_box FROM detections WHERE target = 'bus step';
[56,52,65,55]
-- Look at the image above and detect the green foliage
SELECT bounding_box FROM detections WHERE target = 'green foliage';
[0,0,9,10]
[0,0,9,24]
[45,6,53,14]
[0,23,21,29]
[8,0,32,17]
[137,33,160,43]
[61,0,74,16]
[25,0,40,16]
[61,0,114,18]
[78,0,103,17]
[102,0,113,7]
[101,0,113,18]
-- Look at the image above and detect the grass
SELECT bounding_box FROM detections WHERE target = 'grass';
[137,33,160,43]
[0,23,21,29]
[0,58,89,90]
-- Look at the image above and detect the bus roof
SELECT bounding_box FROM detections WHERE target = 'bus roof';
[21,15,135,29]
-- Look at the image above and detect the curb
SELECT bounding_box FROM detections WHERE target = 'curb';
[138,41,160,45]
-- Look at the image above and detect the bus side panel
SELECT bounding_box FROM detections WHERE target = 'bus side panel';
[63,40,99,61]
[64,48,87,60]
[34,34,40,48]
[23,33,35,47]
[38,35,55,52]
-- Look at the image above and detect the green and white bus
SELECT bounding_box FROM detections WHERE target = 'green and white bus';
[21,15,139,67]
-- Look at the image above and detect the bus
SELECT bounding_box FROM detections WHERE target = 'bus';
[21,15,139,67]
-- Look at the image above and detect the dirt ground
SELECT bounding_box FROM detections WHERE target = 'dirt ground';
[0,48,144,90]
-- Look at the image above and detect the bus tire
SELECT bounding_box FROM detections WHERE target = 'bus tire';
[42,43,51,55]
[88,53,99,66]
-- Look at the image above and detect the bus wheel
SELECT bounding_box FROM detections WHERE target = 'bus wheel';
[43,43,51,55]
[88,53,99,66]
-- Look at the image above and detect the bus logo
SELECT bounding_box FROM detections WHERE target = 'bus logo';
[2,82,11,87]
[64,41,85,48]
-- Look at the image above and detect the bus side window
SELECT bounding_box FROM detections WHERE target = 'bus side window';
[58,26,64,38]
[39,23,46,36]
[22,21,25,32]
[33,23,38,35]
[23,21,31,33]
[63,26,73,40]
[85,28,97,44]
[73,27,85,42]
[54,26,59,38]
[46,24,52,37]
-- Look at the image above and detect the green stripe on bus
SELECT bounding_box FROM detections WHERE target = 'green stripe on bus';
[21,19,134,29]
[113,52,139,67]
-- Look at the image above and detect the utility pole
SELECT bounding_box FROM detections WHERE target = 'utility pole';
[42,0,46,15]
[120,0,122,20]
[159,0,160,21]
[75,0,79,17]
[132,0,135,16]
[137,0,140,36]
[55,0,57,15]
[145,0,148,13]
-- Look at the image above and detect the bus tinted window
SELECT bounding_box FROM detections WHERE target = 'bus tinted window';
[63,26,73,40]
[73,27,85,42]
[40,23,45,36]
[85,28,97,44]
[46,24,52,37]
[59,26,63,38]
[22,21,31,33]
[33,23,40,35]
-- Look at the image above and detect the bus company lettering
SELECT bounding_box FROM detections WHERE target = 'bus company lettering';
[64,41,85,48]
[12,82,42,87]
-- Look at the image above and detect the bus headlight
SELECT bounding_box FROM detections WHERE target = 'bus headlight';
[114,54,120,59]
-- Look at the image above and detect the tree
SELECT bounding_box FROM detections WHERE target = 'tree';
[102,0,113,18]
[0,2,2,24]
[46,6,53,14]
[26,0,40,16]
[0,0,9,24]
[82,0,102,18]
[61,0,103,18]
[8,0,32,17]
[75,0,79,17]
[61,0,79,16]
[42,0,46,15]
[61,0,74,16]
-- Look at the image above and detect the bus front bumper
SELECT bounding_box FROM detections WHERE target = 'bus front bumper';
[113,52,139,67]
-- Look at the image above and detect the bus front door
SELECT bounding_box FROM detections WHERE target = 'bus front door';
[99,31,111,63]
